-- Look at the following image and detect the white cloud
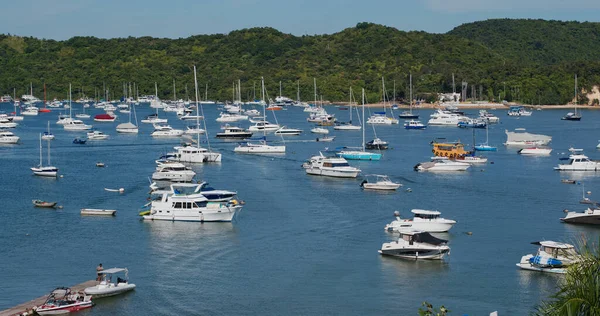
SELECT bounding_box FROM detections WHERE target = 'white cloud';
[424,0,600,13]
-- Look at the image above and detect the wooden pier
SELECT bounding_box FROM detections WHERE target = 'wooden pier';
[0,280,96,316]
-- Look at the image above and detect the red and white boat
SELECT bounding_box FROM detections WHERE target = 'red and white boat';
[94,113,117,122]
[34,287,93,315]
[266,105,282,111]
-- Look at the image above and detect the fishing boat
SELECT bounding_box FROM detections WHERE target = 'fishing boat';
[33,287,93,315]
[562,74,582,121]
[84,268,135,297]
[404,120,426,130]
[302,152,361,178]
[384,210,456,233]
[32,200,57,208]
[360,175,401,190]
[379,230,450,260]
[80,209,117,216]
[142,183,242,222]
[337,89,382,161]
[31,134,58,177]
[516,241,581,274]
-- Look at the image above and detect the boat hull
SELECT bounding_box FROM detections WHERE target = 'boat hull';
[560,214,600,225]
[305,167,359,178]
[34,302,93,315]
[80,209,116,216]
[85,284,135,298]
[234,145,285,154]
[378,247,449,260]
[337,151,382,161]
[143,206,241,222]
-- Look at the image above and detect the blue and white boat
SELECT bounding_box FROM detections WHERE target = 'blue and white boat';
[474,123,496,151]
[516,241,580,274]
[457,118,486,129]
[404,119,426,130]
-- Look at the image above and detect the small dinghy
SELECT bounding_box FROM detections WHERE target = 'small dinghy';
[96,162,105,167]
[104,188,125,193]
[316,136,335,142]
[32,200,57,208]
[73,138,87,144]
[561,179,576,184]
[84,268,136,298]
[360,174,401,190]
[80,208,116,216]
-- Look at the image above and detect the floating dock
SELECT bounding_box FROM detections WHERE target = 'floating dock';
[0,280,96,316]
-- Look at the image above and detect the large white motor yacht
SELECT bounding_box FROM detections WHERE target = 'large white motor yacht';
[248,120,280,132]
[0,130,20,144]
[152,162,195,182]
[379,231,450,260]
[63,120,92,131]
[554,153,600,171]
[234,140,285,154]
[169,145,222,163]
[366,113,398,125]
[427,110,468,126]
[414,157,470,172]
[151,124,184,137]
[516,241,581,274]
[384,210,456,233]
[518,147,552,155]
[302,152,361,178]
[142,183,242,222]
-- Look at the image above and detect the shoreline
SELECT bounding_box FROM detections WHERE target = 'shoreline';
[326,102,598,110]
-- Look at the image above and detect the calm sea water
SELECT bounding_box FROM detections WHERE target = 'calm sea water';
[1,103,599,315]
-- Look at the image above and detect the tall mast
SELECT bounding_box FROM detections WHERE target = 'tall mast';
[173,78,176,100]
[362,88,365,152]
[279,81,282,98]
[38,133,42,166]
[193,66,201,148]
[47,130,51,165]
[452,73,455,94]
[297,80,300,102]
[313,78,317,107]
[261,77,266,124]
[574,74,578,112]
[409,72,413,114]
[349,87,353,122]
[69,83,72,118]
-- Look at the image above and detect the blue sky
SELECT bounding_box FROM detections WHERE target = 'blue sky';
[2,0,600,40]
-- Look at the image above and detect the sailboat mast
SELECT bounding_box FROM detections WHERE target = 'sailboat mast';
[38,133,42,166]
[47,132,51,165]
[574,74,578,113]
[69,83,72,118]
[362,88,365,152]
[173,79,176,101]
[409,72,413,114]
[313,78,317,107]
[193,66,201,147]
[297,80,300,102]
[279,81,282,98]
[349,87,353,122]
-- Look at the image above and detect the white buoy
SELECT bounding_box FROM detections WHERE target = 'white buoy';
[119,188,125,193]
[60,175,64,178]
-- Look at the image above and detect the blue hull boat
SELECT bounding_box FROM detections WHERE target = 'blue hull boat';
[474,144,497,151]
[337,151,382,161]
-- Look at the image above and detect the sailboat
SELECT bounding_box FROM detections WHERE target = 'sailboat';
[31,133,58,177]
[294,80,309,107]
[398,73,419,119]
[142,83,168,124]
[170,66,221,163]
[474,122,497,151]
[63,84,93,131]
[336,89,382,161]
[116,99,139,133]
[366,77,399,125]
[334,87,361,131]
[562,74,582,121]
[235,77,286,154]
[42,121,55,140]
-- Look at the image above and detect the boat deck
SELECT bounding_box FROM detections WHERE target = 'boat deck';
[0,280,96,316]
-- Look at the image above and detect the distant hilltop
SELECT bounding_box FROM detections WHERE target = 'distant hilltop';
[1,19,600,105]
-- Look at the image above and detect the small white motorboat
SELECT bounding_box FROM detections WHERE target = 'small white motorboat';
[518,147,552,155]
[360,174,401,190]
[87,130,110,140]
[104,188,125,193]
[84,268,136,298]
[34,287,93,315]
[80,208,117,216]
[516,241,581,274]
[384,210,456,233]
[316,136,335,142]
[379,230,450,260]
[560,207,600,224]
[414,157,470,172]
[311,127,329,134]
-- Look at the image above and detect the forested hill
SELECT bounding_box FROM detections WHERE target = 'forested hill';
[1,19,600,105]
[448,19,600,66]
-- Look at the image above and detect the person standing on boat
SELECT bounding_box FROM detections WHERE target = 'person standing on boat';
[96,263,103,282]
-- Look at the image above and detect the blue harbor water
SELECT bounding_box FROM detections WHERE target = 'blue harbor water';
[1,103,600,315]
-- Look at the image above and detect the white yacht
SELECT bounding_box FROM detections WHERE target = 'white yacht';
[31,134,58,177]
[216,126,252,139]
[150,124,184,137]
[302,152,361,178]
[63,119,92,131]
[184,126,205,135]
[0,130,19,144]
[141,114,168,124]
[561,207,600,224]
[518,147,552,155]
[379,231,450,260]
[169,145,222,163]
[116,122,139,134]
[234,139,285,154]
[554,153,600,171]
[366,112,398,125]
[149,181,236,202]
[216,113,248,122]
[427,110,468,126]
[87,130,110,140]
[152,162,195,182]
[142,183,242,222]
[360,175,401,190]
[414,157,471,172]
[274,127,303,136]
[21,106,39,116]
[516,241,580,274]
[244,109,261,116]
[248,120,280,132]
[504,128,551,146]
[479,110,500,123]
[310,127,329,134]
[384,210,456,233]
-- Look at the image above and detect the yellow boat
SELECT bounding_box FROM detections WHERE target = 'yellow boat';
[431,141,472,159]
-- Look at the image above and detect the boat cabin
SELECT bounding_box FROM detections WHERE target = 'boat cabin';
[411,209,442,220]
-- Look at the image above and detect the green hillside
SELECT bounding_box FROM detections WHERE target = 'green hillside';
[1,19,599,105]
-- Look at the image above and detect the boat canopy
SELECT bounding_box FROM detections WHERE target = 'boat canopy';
[99,268,128,274]
[403,231,447,245]
[116,122,137,129]
[411,209,441,216]
[531,241,575,249]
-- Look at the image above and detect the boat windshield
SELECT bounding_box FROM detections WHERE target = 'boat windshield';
[323,162,350,167]
[414,213,439,220]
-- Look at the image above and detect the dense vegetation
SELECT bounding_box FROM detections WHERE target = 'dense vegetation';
[1,19,599,105]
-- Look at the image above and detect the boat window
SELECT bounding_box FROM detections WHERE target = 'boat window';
[402,235,411,241]
[331,163,350,167]
[173,202,182,208]
[194,202,207,208]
